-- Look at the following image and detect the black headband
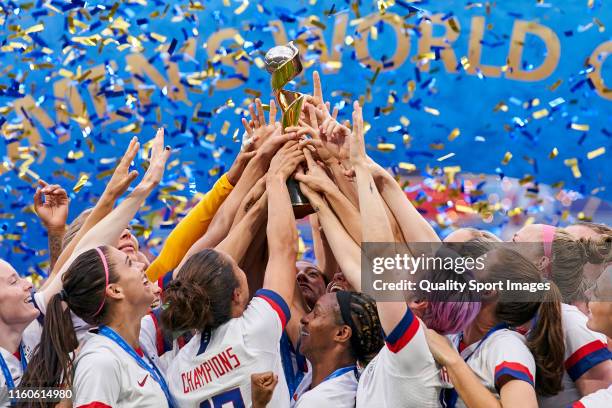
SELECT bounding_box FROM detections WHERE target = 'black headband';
[336,290,360,355]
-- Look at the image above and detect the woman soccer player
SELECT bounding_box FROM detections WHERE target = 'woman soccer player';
[161,136,305,407]
[18,129,173,408]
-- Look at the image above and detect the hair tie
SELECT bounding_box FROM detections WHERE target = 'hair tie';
[59,289,68,301]
[92,247,110,317]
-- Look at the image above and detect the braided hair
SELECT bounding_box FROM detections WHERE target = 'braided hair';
[335,291,384,366]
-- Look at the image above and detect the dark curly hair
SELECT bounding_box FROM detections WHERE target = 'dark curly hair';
[161,249,239,333]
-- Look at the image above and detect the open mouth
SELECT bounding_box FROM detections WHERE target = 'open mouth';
[23,294,33,304]
[328,283,343,293]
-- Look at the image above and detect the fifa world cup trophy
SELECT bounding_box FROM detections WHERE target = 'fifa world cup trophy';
[264,42,313,215]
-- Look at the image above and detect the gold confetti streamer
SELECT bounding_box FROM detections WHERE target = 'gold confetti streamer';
[564,158,582,178]
[587,147,605,159]
[493,101,508,112]
[220,121,230,135]
[399,162,416,172]
[73,174,90,192]
[548,79,562,91]
[532,109,549,119]
[571,123,589,131]
[377,143,396,151]
[448,128,460,141]
[549,147,559,159]
[501,152,512,165]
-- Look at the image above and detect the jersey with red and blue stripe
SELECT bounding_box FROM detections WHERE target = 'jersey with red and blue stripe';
[450,328,536,408]
[166,289,291,408]
[356,307,449,408]
[539,303,612,408]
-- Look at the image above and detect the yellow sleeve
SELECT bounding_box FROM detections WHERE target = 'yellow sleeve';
[146,173,234,282]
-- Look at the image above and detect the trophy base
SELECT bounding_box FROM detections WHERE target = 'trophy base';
[287,178,314,218]
[292,203,315,219]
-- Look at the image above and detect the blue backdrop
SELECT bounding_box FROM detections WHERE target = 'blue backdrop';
[0,0,610,277]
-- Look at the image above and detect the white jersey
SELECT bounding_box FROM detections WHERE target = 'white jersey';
[139,310,182,374]
[539,304,612,408]
[167,289,291,408]
[570,385,612,408]
[450,328,536,408]
[0,292,44,407]
[73,320,169,408]
[356,308,447,408]
[0,319,42,407]
[292,363,358,408]
[30,290,93,343]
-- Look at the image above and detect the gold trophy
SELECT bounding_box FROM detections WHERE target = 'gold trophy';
[264,42,312,215]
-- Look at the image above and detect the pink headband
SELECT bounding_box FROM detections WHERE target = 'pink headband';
[542,225,556,278]
[92,247,109,317]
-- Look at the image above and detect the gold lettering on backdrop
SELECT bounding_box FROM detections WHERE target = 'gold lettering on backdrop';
[4,95,61,164]
[506,20,560,81]
[297,13,349,73]
[269,20,290,47]
[86,63,126,124]
[54,78,92,130]
[467,16,502,78]
[354,12,410,71]
[418,14,460,73]
[125,53,186,104]
[207,28,250,91]
[588,41,611,100]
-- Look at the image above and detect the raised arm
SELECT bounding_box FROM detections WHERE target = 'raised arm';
[33,181,69,273]
[174,125,299,268]
[309,213,340,282]
[214,190,268,265]
[369,159,440,243]
[40,129,170,305]
[39,137,140,290]
[350,101,408,335]
[294,147,362,243]
[262,140,305,304]
[298,180,361,289]
[302,72,359,207]
[145,148,254,282]
[229,176,267,231]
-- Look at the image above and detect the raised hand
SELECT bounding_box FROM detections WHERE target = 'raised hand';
[226,148,257,186]
[295,167,325,209]
[101,136,140,201]
[242,98,278,150]
[293,148,336,194]
[288,104,349,165]
[134,128,171,194]
[268,140,305,180]
[349,101,367,165]
[257,123,300,160]
[34,180,69,232]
